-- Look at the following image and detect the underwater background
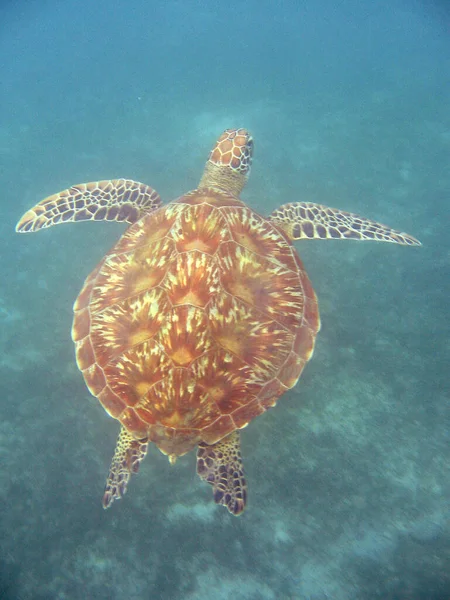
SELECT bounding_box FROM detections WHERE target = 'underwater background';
[1,0,449,598]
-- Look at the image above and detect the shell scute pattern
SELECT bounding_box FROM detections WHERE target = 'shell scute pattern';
[171,202,231,254]
[225,207,299,272]
[206,292,294,379]
[88,237,176,315]
[160,251,221,307]
[90,288,172,366]
[113,203,185,254]
[73,192,318,456]
[191,349,263,413]
[105,339,172,407]
[216,241,304,332]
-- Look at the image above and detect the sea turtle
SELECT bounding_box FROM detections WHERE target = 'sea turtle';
[16,128,420,515]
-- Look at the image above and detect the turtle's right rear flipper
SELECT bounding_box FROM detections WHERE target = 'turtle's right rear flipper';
[196,430,247,516]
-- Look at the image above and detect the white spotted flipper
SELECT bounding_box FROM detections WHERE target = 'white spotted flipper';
[102,427,149,509]
[269,202,421,246]
[196,431,247,516]
[16,179,162,233]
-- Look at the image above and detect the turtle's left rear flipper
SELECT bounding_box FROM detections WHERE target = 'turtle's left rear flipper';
[102,427,148,509]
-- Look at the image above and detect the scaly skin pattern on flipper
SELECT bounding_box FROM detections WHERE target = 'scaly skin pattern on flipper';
[102,427,149,508]
[269,202,421,246]
[196,430,247,516]
[16,179,162,232]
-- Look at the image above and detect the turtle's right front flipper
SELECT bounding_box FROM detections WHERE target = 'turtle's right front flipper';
[16,179,162,233]
[269,202,421,246]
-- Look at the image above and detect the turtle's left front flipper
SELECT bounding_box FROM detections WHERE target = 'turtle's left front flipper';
[196,431,247,516]
[16,179,162,233]
[269,202,421,246]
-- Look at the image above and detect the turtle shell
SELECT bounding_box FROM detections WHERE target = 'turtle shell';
[72,188,320,457]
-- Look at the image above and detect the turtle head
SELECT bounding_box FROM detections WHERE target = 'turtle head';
[198,128,253,197]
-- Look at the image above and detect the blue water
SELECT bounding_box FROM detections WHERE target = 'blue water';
[1,1,449,598]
